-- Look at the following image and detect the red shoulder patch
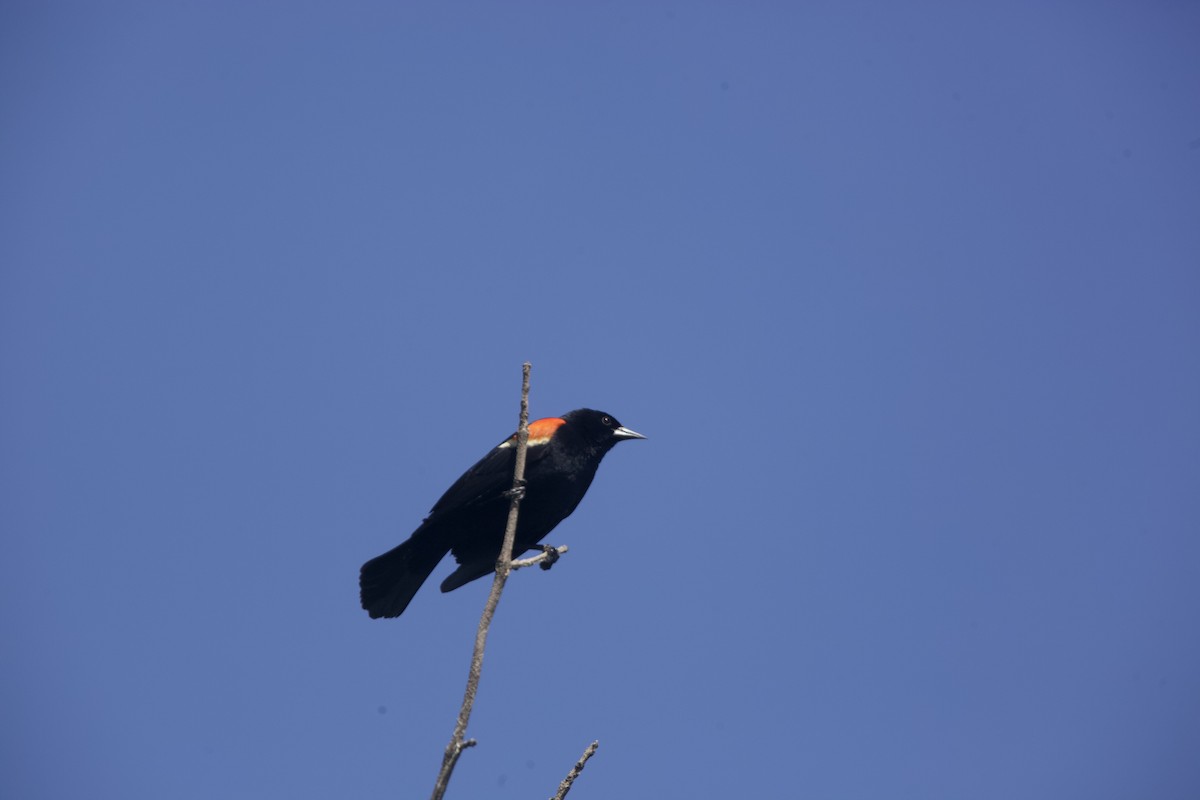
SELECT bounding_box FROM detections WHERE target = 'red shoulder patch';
[498,416,566,449]
[527,417,566,444]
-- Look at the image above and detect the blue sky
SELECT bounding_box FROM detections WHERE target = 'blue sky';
[3,3,1198,798]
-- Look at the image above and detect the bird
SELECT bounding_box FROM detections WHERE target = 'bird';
[359,408,645,618]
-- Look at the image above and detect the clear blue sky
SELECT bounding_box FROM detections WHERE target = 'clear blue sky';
[3,3,1198,798]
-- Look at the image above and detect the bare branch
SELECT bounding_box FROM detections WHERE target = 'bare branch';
[511,545,569,571]
[429,362,532,800]
[550,741,599,800]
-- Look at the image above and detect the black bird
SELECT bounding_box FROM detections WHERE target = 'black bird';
[360,408,645,618]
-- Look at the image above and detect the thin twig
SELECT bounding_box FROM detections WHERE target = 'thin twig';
[429,362,532,800]
[511,545,569,570]
[551,741,599,800]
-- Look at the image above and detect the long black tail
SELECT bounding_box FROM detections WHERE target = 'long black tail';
[359,534,449,619]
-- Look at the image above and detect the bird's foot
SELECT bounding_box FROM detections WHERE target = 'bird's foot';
[537,544,561,571]
[503,478,527,501]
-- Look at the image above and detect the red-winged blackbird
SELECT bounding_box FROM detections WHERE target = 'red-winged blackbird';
[360,408,645,618]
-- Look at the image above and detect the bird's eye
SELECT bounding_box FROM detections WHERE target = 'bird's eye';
[601,415,613,426]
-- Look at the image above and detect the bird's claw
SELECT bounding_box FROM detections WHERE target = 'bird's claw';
[504,479,527,501]
[538,544,561,571]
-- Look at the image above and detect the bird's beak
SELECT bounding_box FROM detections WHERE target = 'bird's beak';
[613,426,646,440]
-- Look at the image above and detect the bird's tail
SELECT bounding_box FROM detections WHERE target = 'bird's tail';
[359,535,448,619]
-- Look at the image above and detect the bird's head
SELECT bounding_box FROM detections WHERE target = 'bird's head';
[561,408,645,450]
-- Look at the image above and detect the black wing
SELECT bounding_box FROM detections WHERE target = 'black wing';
[424,436,551,524]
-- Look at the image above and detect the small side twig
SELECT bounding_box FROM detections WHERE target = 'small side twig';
[551,740,599,800]
[430,362,532,800]
[511,545,569,571]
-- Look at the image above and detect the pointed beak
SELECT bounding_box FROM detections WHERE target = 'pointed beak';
[613,426,646,441]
